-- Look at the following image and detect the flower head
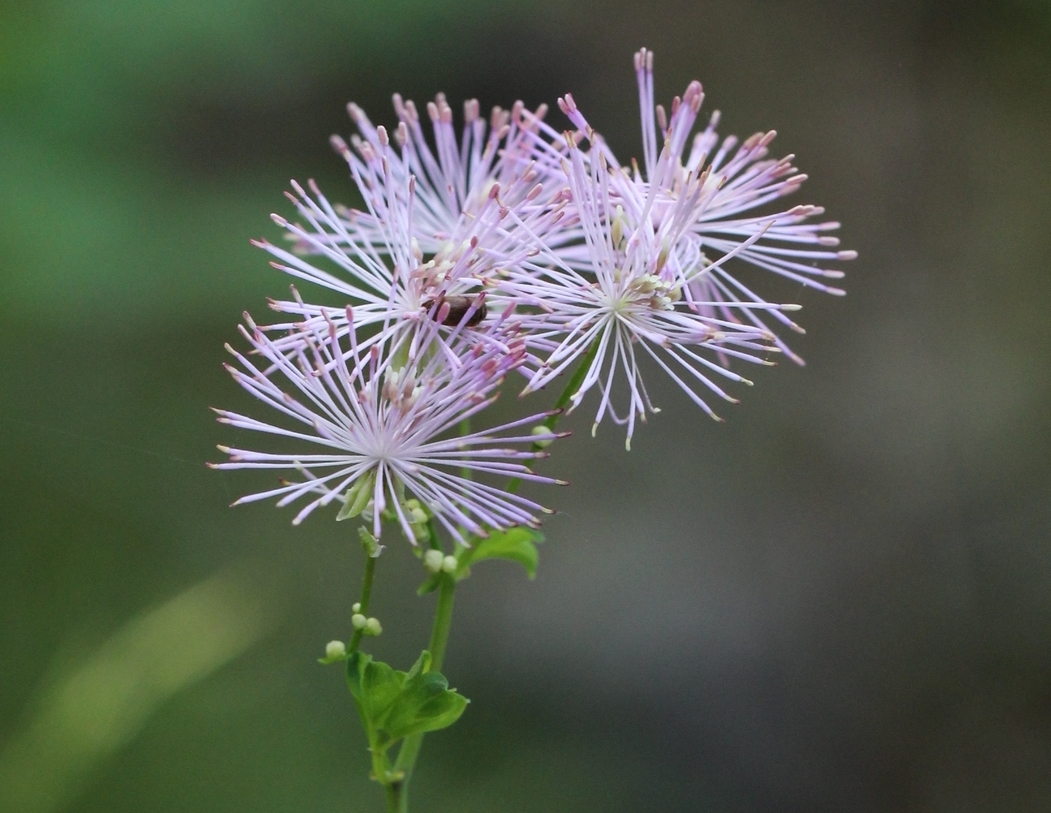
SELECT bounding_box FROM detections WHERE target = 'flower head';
[559,48,856,363]
[338,94,569,253]
[255,173,520,366]
[255,95,572,362]
[503,136,789,447]
[210,310,565,544]
[493,48,853,446]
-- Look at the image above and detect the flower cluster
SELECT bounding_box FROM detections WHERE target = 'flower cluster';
[214,48,853,536]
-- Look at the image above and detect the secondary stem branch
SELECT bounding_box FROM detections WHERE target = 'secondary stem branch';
[391,572,457,811]
[384,343,600,811]
[507,339,600,494]
[348,550,377,655]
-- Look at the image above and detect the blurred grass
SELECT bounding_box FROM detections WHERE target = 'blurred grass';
[0,566,273,813]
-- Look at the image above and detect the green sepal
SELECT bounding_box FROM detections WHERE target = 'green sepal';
[417,573,442,596]
[357,526,383,558]
[336,472,375,521]
[346,650,468,755]
[457,527,543,579]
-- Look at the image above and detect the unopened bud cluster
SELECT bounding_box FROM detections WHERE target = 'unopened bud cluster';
[352,613,383,637]
[423,549,458,575]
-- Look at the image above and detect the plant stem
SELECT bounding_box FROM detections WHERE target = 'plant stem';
[379,347,600,811]
[428,573,457,673]
[547,338,601,417]
[507,339,600,494]
[347,550,377,655]
[390,572,457,812]
[384,782,400,813]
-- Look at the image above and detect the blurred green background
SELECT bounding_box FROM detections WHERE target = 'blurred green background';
[2,1,1050,811]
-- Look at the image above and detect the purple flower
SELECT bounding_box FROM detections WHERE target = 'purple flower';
[255,96,572,361]
[254,173,518,364]
[210,310,565,544]
[492,48,854,446]
[558,48,856,364]
[502,138,788,448]
[335,94,571,255]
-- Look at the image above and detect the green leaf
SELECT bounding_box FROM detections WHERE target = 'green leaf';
[346,650,468,754]
[383,656,468,740]
[458,527,543,579]
[346,652,403,724]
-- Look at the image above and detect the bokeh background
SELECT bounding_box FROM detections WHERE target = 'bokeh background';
[2,1,1050,811]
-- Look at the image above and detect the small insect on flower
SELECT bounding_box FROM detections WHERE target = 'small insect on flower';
[422,294,488,328]
[255,92,573,364]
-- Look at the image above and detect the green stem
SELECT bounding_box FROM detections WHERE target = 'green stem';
[547,338,601,417]
[507,338,600,494]
[377,346,600,811]
[391,572,457,812]
[426,517,442,550]
[384,783,399,813]
[347,550,377,655]
[343,544,395,808]
[428,573,457,673]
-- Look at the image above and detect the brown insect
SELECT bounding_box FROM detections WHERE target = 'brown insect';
[422,295,487,327]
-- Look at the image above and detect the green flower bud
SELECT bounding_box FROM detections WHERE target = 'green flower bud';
[405,499,429,526]
[352,602,361,613]
[365,617,382,636]
[424,549,444,573]
[352,613,367,630]
[357,527,384,558]
[531,425,554,448]
[441,555,458,574]
[325,640,346,660]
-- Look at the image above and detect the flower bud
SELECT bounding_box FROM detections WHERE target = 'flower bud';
[531,425,554,448]
[365,617,383,636]
[441,555,458,574]
[408,503,428,526]
[352,602,361,613]
[404,498,430,542]
[325,640,347,660]
[656,238,671,272]
[424,549,444,573]
[352,613,367,630]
